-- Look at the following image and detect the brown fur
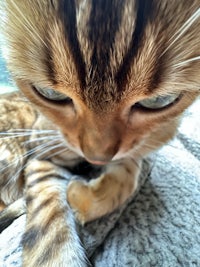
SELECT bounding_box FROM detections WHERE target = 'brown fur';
[0,0,200,266]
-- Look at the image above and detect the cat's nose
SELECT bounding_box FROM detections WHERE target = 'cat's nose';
[81,140,120,165]
[79,117,122,164]
[84,154,114,165]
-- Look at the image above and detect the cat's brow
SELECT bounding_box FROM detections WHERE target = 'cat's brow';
[83,0,126,81]
[58,0,86,88]
[57,0,154,102]
[116,0,154,90]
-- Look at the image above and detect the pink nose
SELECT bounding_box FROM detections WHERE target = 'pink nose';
[80,123,121,163]
[82,143,118,164]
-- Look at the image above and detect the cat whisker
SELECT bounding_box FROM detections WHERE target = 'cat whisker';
[9,146,70,186]
[35,142,67,160]
[174,55,200,69]
[0,129,58,138]
[3,141,66,185]
[28,139,63,159]
[6,1,47,48]
[161,82,200,93]
[0,135,29,140]
[45,147,70,159]
[8,162,27,185]
[6,128,58,133]
[0,156,23,174]
[0,132,36,137]
[0,139,61,173]
[23,135,61,146]
[162,7,200,55]
[0,130,60,141]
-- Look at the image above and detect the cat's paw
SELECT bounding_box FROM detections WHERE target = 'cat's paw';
[67,162,138,224]
[67,173,125,224]
[67,180,95,224]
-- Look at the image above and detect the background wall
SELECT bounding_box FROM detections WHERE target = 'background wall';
[0,51,16,94]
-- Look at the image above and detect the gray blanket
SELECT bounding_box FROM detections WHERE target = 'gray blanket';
[0,98,199,266]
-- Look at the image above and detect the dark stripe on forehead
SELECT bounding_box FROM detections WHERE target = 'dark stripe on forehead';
[58,0,86,88]
[45,36,57,85]
[88,0,125,81]
[116,0,154,90]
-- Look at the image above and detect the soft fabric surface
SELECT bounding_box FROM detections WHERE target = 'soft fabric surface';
[0,99,199,267]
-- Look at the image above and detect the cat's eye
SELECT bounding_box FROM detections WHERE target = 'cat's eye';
[33,85,72,103]
[137,93,180,110]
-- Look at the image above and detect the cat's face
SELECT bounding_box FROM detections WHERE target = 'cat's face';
[1,0,199,164]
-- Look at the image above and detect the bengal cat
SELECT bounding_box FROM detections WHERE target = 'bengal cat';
[0,0,200,266]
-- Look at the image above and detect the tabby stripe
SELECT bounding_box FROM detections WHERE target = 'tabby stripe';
[42,208,66,231]
[150,50,166,91]
[22,207,67,247]
[36,229,69,265]
[44,36,57,85]
[30,197,55,218]
[27,173,67,188]
[26,195,34,205]
[116,0,154,89]
[21,226,41,249]
[58,0,86,88]
[88,0,125,80]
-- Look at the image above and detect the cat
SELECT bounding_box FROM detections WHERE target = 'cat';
[0,0,200,266]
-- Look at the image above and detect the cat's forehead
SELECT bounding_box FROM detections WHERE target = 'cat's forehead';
[2,0,200,109]
[50,0,162,105]
[50,1,200,100]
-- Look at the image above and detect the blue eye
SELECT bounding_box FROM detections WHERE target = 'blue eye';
[138,93,180,109]
[34,85,72,102]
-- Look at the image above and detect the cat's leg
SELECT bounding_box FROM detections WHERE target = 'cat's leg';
[67,158,141,224]
[0,198,25,233]
[22,159,87,267]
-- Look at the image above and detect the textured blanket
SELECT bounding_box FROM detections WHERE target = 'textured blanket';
[0,98,199,266]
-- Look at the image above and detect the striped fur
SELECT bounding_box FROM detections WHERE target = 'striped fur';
[0,93,87,266]
[0,0,200,266]
[22,160,86,267]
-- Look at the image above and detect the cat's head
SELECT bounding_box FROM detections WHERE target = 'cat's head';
[0,0,199,164]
